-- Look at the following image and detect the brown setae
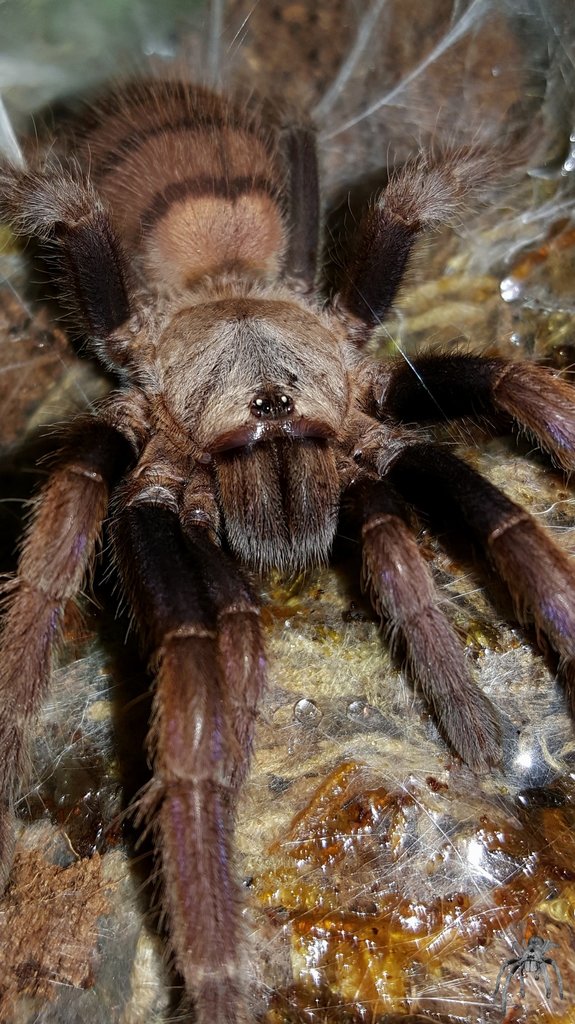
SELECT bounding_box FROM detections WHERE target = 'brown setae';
[1,74,575,1023]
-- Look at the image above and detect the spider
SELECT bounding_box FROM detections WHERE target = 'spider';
[494,935,564,1012]
[0,75,574,1023]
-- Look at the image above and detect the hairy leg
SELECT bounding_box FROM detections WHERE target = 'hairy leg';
[374,352,575,471]
[0,160,132,366]
[0,415,136,886]
[494,959,512,994]
[336,148,501,343]
[501,967,516,1012]
[281,121,320,292]
[548,958,564,999]
[349,480,501,768]
[114,465,264,1024]
[540,962,553,999]
[389,444,575,708]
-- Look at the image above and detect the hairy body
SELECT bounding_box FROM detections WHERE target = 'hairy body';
[0,76,574,1023]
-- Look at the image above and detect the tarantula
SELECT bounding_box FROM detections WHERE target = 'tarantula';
[0,75,574,1023]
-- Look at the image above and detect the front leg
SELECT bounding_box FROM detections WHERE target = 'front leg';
[493,959,513,996]
[374,352,575,472]
[0,412,138,886]
[113,464,265,1024]
[499,965,518,1013]
[348,479,501,768]
[389,444,575,710]
[545,958,564,1000]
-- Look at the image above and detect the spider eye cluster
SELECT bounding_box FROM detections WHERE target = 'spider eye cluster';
[250,392,294,418]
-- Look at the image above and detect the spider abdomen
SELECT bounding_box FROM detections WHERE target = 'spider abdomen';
[79,80,287,289]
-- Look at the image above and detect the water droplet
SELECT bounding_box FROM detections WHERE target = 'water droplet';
[347,699,386,728]
[500,276,523,302]
[294,698,321,725]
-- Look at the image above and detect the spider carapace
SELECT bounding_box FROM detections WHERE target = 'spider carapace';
[1,76,575,1023]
